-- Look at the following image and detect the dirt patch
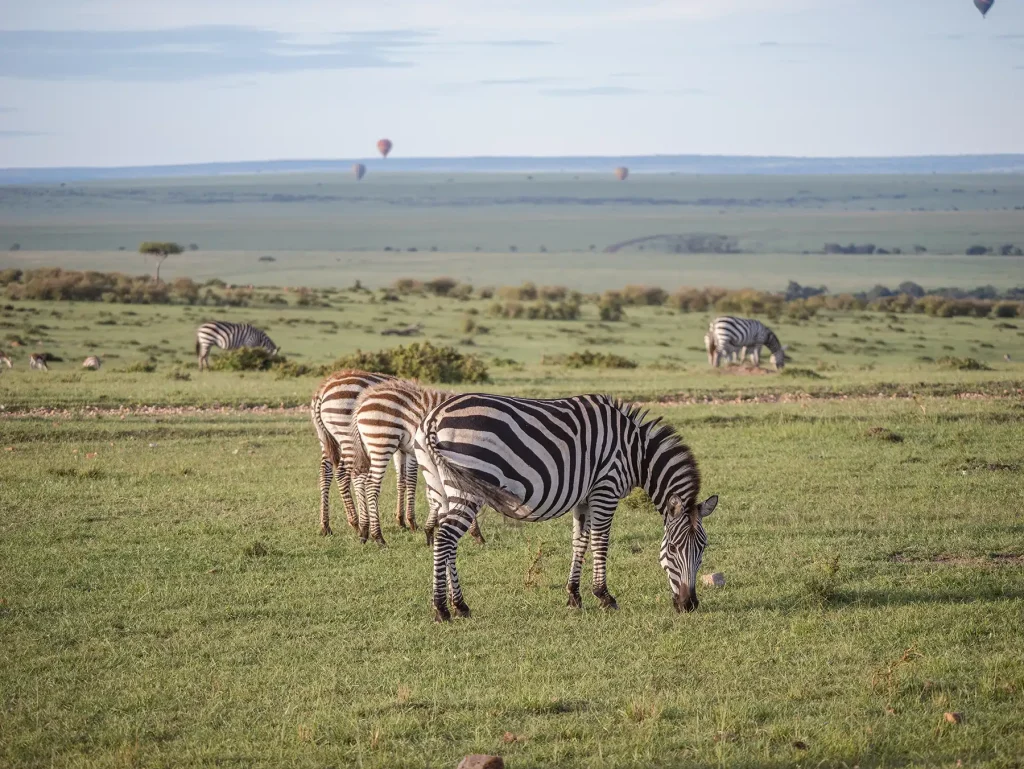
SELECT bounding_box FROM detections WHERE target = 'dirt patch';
[888,552,1024,567]
[952,459,1020,473]
[714,367,774,376]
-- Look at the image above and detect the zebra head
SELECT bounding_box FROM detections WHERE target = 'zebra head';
[660,494,718,612]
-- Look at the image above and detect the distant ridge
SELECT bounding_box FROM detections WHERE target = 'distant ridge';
[3,154,1024,184]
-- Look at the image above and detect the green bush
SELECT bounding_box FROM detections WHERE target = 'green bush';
[542,350,637,369]
[936,356,991,371]
[329,341,488,384]
[123,360,157,373]
[208,347,279,371]
[598,291,626,322]
[993,302,1020,318]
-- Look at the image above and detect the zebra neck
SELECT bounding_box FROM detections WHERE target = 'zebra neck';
[763,332,782,355]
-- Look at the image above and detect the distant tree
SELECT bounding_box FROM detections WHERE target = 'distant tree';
[139,241,183,284]
[898,281,925,298]
[9,243,20,251]
[965,245,989,256]
[188,243,199,251]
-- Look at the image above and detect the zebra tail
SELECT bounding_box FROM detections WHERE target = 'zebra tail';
[348,423,371,475]
[195,338,200,356]
[424,431,532,520]
[312,393,342,469]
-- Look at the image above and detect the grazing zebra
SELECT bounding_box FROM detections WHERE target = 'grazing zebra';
[82,356,102,370]
[415,393,719,622]
[29,353,48,371]
[348,379,485,547]
[311,369,406,537]
[195,321,278,371]
[706,316,787,369]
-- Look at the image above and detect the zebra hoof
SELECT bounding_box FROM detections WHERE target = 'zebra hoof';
[597,593,619,611]
[374,537,388,548]
[453,601,471,618]
[408,520,418,532]
[319,525,333,536]
[433,605,451,623]
[425,532,435,547]
[567,591,583,609]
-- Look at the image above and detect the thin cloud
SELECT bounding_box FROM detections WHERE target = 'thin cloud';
[0,130,46,137]
[478,76,564,86]
[541,86,644,96]
[0,26,428,81]
[475,39,555,47]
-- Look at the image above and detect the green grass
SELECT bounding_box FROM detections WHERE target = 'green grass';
[1,398,1022,768]
[2,295,1023,410]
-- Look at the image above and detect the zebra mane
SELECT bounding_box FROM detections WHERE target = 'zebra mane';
[352,377,451,412]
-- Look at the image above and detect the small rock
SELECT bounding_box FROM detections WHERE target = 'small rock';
[944,712,963,724]
[792,740,809,750]
[457,756,504,769]
[702,572,726,587]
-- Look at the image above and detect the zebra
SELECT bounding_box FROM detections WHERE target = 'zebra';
[415,393,719,622]
[195,321,278,371]
[0,353,11,371]
[82,356,102,370]
[347,379,485,547]
[311,369,408,537]
[706,316,787,369]
[29,353,49,371]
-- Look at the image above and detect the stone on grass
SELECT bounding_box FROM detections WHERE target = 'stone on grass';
[701,572,726,587]
[457,755,504,769]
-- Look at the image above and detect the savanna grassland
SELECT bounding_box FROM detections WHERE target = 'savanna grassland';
[1,171,1024,767]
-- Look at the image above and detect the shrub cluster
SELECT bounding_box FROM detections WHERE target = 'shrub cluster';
[329,341,488,384]
[488,300,581,320]
[541,350,637,369]
[208,347,280,371]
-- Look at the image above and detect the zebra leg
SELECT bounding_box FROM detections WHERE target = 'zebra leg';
[318,453,334,536]
[566,502,591,608]
[392,452,407,529]
[402,453,418,532]
[739,346,748,365]
[468,510,485,545]
[335,465,359,531]
[752,346,761,368]
[588,497,620,610]
[364,459,391,547]
[433,506,475,621]
[353,474,370,544]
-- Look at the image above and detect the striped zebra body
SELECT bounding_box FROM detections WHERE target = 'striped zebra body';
[196,321,278,370]
[82,356,102,370]
[311,370,400,537]
[29,353,48,371]
[348,380,484,546]
[415,393,718,622]
[707,316,785,369]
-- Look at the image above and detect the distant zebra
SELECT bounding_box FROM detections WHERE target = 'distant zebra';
[348,379,485,546]
[29,353,48,371]
[311,369,399,537]
[0,353,11,371]
[195,321,278,370]
[82,356,102,370]
[706,316,787,369]
[415,393,719,622]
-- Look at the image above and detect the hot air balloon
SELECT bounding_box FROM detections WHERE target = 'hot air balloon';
[614,166,629,181]
[352,163,366,181]
[974,0,993,16]
[377,138,393,158]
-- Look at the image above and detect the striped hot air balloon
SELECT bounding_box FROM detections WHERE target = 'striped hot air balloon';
[353,163,366,181]
[377,138,393,158]
[974,0,993,16]
[614,166,629,181]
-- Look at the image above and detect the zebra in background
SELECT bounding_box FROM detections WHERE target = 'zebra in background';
[706,316,787,370]
[195,321,278,370]
[82,356,102,370]
[348,379,485,547]
[29,353,49,371]
[415,393,718,622]
[0,353,11,371]
[311,370,401,536]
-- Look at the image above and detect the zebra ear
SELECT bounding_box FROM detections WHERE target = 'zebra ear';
[666,495,684,518]
[699,495,719,518]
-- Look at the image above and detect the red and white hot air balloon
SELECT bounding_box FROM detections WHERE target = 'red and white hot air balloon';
[614,166,629,181]
[377,138,393,158]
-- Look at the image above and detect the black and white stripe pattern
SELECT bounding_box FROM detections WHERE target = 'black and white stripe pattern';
[706,316,786,369]
[195,321,278,370]
[311,369,398,537]
[348,379,485,546]
[415,393,718,621]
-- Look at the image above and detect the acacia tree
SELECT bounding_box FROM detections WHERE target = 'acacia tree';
[139,241,183,284]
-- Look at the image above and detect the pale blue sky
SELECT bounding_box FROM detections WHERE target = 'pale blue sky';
[0,0,1022,167]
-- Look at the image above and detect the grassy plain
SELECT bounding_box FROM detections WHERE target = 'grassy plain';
[2,397,1023,768]
[2,172,1023,291]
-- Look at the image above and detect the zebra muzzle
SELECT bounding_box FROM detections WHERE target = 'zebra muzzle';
[674,591,699,613]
